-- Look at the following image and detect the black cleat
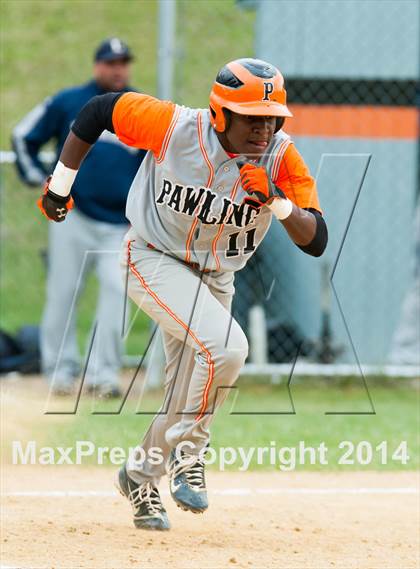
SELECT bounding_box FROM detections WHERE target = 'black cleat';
[115,466,170,530]
[167,448,208,513]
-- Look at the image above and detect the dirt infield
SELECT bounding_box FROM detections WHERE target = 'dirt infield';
[1,466,418,569]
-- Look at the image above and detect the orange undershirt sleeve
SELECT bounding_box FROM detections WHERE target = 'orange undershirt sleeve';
[112,92,176,157]
[274,144,322,213]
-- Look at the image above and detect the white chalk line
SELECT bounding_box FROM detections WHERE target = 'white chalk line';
[2,487,418,497]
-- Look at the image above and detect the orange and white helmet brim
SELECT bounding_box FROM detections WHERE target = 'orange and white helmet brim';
[223,99,293,118]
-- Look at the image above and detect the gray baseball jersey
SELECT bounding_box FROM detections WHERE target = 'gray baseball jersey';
[118,102,292,273]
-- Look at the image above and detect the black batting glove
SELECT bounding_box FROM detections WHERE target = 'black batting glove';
[37,176,74,222]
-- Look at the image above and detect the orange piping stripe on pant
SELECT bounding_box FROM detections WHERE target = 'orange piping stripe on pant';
[184,112,215,264]
[127,240,215,421]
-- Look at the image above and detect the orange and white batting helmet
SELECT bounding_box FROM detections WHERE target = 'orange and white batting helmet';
[209,58,293,133]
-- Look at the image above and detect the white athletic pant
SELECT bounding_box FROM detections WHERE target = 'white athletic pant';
[41,208,128,388]
[122,230,248,486]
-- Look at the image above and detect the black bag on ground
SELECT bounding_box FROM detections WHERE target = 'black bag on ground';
[0,326,41,375]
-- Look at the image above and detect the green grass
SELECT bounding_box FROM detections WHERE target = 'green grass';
[38,381,420,470]
[0,0,255,145]
[0,0,255,342]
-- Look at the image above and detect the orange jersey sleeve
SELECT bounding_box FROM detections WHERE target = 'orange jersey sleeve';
[274,144,321,213]
[112,92,176,156]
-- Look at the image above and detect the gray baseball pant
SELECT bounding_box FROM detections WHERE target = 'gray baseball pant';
[122,231,248,486]
[41,207,128,389]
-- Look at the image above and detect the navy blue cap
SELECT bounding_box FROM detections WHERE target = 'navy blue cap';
[94,38,133,62]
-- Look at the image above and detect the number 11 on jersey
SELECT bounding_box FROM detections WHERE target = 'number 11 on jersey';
[226,228,257,258]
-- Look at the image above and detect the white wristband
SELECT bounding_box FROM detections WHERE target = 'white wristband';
[49,161,78,197]
[268,197,293,220]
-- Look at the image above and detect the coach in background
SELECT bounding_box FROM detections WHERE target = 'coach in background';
[12,38,146,396]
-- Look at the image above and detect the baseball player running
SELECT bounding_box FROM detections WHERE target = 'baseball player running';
[37,58,327,530]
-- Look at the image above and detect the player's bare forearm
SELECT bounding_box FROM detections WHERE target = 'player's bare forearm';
[281,204,328,257]
[36,131,90,222]
[60,93,122,169]
[281,204,317,245]
[60,131,92,170]
[37,93,122,221]
[36,94,118,222]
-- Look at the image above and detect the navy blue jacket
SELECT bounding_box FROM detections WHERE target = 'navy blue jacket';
[12,80,146,224]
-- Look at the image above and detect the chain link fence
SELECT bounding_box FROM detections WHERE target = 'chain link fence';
[232,0,419,369]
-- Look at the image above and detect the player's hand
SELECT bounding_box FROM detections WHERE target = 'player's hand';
[237,160,287,206]
[37,176,74,222]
